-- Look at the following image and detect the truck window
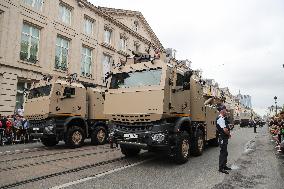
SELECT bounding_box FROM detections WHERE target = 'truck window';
[28,85,52,99]
[63,87,75,97]
[176,73,184,86]
[110,68,162,89]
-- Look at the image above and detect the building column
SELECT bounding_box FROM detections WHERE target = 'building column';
[0,71,17,116]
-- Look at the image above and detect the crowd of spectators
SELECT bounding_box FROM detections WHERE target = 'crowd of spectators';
[0,106,32,145]
[269,112,284,153]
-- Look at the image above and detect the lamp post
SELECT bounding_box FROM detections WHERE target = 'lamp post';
[274,96,278,115]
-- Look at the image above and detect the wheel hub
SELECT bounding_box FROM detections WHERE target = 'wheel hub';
[181,139,189,157]
[72,131,82,145]
[198,136,204,151]
[97,130,106,143]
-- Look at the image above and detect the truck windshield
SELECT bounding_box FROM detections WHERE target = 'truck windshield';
[28,85,52,99]
[110,69,162,89]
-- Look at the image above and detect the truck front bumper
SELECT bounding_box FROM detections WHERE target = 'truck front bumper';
[29,119,57,138]
[109,122,175,150]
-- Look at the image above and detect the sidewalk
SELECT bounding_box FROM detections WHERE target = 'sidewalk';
[212,126,284,189]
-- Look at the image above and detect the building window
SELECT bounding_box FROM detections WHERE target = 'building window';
[55,36,69,71]
[104,28,112,44]
[134,42,140,52]
[84,17,93,36]
[20,23,40,64]
[23,0,43,11]
[119,36,127,51]
[81,46,92,77]
[101,54,111,82]
[16,81,31,111]
[134,21,139,32]
[59,3,71,25]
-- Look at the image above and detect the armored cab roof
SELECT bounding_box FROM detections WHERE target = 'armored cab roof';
[55,79,85,89]
[112,58,166,74]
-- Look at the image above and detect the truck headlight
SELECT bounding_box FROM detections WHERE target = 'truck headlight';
[151,133,165,142]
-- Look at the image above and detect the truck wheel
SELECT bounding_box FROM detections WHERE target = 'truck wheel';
[91,126,107,145]
[66,126,85,148]
[120,145,141,157]
[173,131,190,164]
[41,137,58,147]
[191,129,205,156]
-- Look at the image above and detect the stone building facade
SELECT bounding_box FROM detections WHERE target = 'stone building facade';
[0,0,163,115]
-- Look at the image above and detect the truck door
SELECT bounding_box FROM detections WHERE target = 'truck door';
[170,71,191,114]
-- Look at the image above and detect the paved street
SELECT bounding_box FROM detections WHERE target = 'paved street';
[0,126,282,189]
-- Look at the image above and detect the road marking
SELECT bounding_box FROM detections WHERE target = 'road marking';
[50,158,153,189]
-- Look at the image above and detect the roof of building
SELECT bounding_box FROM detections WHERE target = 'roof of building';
[78,0,163,50]
[98,6,164,50]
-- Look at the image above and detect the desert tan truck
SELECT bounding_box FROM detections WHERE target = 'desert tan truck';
[24,75,108,148]
[105,52,220,164]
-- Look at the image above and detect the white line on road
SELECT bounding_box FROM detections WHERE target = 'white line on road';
[49,158,153,189]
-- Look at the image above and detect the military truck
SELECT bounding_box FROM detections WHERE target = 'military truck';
[240,112,251,127]
[105,52,220,164]
[24,74,108,148]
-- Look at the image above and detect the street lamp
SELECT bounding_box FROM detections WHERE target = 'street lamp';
[274,96,278,115]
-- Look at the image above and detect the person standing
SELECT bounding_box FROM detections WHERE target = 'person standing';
[17,105,24,117]
[216,105,232,174]
[253,120,257,133]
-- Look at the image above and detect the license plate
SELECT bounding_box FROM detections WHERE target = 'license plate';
[33,128,39,131]
[124,133,138,139]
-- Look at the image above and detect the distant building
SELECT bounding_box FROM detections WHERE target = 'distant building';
[236,91,252,109]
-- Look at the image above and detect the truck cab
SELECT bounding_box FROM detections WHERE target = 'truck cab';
[105,52,219,163]
[24,76,108,148]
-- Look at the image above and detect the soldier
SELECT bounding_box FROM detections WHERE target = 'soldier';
[253,120,257,133]
[216,105,232,174]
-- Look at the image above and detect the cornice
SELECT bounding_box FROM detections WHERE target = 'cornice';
[77,0,163,50]
[98,6,163,50]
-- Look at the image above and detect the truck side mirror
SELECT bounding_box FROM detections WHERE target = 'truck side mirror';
[183,82,190,90]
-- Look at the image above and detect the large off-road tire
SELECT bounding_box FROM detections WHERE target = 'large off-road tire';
[191,129,205,156]
[65,126,85,148]
[41,137,58,147]
[91,126,107,145]
[120,145,141,157]
[173,131,190,164]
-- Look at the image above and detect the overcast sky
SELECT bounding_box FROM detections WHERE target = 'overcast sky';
[91,0,284,116]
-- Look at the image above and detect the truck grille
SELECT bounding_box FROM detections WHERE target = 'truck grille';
[26,114,47,120]
[111,114,151,123]
[115,123,153,132]
[29,120,47,129]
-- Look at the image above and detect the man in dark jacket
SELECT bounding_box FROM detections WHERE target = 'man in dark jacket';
[216,105,232,174]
